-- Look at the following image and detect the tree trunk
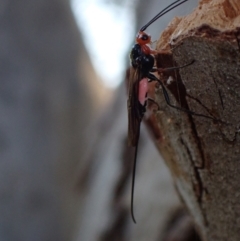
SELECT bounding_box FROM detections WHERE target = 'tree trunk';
[148,0,240,240]
[0,1,101,240]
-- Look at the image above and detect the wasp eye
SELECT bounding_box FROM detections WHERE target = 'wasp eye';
[141,35,148,41]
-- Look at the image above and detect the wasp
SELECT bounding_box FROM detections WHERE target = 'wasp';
[127,0,218,223]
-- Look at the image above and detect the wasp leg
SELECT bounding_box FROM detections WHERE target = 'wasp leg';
[147,73,220,121]
[150,60,194,73]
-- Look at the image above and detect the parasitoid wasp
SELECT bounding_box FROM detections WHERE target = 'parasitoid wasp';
[127,0,219,223]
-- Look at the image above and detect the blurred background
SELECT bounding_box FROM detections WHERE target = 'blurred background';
[0,0,200,241]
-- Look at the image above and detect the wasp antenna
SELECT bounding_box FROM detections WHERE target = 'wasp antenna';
[140,0,189,32]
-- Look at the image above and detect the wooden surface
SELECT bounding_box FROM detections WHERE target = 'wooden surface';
[148,0,240,240]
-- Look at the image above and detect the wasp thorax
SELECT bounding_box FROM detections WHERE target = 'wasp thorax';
[136,31,151,45]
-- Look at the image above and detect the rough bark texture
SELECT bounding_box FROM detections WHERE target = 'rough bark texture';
[147,0,240,240]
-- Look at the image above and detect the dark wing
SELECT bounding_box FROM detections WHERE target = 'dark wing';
[127,67,142,147]
[127,67,146,223]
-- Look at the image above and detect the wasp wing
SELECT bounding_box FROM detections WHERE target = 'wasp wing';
[127,67,143,147]
[127,66,147,223]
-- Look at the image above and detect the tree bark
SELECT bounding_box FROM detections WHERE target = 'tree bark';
[147,0,240,240]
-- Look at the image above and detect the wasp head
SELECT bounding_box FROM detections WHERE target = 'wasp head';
[136,31,151,45]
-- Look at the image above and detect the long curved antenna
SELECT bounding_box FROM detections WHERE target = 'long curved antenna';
[140,0,189,32]
[131,130,140,224]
